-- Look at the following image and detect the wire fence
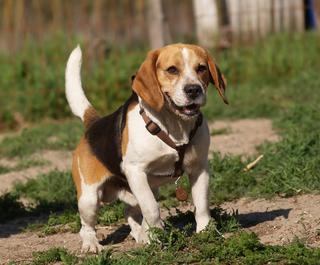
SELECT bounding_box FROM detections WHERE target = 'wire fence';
[0,0,316,52]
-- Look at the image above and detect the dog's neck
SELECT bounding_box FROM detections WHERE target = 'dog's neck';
[140,100,198,146]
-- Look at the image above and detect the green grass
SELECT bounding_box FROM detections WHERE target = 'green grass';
[0,32,319,129]
[0,120,82,158]
[0,33,146,129]
[28,221,320,265]
[13,170,77,211]
[0,170,78,223]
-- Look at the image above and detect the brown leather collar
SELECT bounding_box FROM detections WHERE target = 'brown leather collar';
[139,108,202,178]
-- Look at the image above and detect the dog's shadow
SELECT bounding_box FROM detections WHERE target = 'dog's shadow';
[100,224,131,245]
[234,208,291,228]
[100,207,292,245]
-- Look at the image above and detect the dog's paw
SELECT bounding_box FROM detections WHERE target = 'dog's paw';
[130,226,141,242]
[136,229,150,244]
[196,216,211,233]
[81,240,103,253]
[80,227,103,253]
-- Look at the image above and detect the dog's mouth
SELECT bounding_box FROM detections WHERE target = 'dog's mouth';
[165,93,200,116]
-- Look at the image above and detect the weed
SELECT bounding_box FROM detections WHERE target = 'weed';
[36,211,81,236]
[98,202,125,226]
[13,170,77,211]
[82,249,113,265]
[31,247,77,265]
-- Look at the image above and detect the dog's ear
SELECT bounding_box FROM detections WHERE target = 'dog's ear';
[207,52,228,104]
[132,50,164,111]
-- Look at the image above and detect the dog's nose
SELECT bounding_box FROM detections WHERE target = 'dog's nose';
[184,84,202,100]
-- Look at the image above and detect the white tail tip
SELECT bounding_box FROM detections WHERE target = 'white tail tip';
[65,45,91,120]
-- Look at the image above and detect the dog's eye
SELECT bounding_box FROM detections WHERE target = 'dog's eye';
[166,66,179,75]
[196,65,207,74]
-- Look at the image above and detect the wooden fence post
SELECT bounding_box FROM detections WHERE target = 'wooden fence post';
[193,0,219,48]
[147,0,165,49]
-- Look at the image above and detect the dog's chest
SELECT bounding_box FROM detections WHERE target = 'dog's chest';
[126,128,181,166]
[145,148,178,176]
[144,146,181,187]
[123,106,198,181]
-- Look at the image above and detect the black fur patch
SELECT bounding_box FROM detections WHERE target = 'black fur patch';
[85,93,138,178]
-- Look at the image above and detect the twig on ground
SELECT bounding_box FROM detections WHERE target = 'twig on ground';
[243,155,264,172]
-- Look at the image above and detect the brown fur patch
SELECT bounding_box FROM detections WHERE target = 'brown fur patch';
[73,138,111,188]
[121,100,138,156]
[83,107,100,129]
[72,151,82,199]
[132,50,164,112]
[207,55,228,104]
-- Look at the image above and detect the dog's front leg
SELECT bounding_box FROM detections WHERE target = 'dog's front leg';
[188,164,211,232]
[125,166,162,243]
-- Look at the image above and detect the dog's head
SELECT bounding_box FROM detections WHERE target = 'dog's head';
[132,43,228,119]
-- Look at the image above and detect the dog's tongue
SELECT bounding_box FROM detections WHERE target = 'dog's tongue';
[182,104,200,115]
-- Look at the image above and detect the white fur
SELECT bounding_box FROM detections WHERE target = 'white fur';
[65,45,91,120]
[182,48,198,83]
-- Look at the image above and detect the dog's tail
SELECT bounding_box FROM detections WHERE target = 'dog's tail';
[65,45,99,129]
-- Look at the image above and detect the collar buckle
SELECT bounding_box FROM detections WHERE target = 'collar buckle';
[145,120,161,135]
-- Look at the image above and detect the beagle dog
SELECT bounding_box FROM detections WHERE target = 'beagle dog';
[65,43,227,253]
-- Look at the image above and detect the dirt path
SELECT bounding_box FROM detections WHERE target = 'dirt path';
[209,118,279,156]
[0,118,292,264]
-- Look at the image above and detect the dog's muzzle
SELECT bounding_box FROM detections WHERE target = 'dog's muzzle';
[165,93,201,117]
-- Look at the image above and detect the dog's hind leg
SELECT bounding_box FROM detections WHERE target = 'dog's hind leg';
[125,205,142,241]
[117,189,142,242]
[78,184,103,253]
[72,139,109,253]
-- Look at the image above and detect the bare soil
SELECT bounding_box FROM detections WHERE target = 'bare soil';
[2,118,318,264]
[209,118,280,156]
[222,195,320,247]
